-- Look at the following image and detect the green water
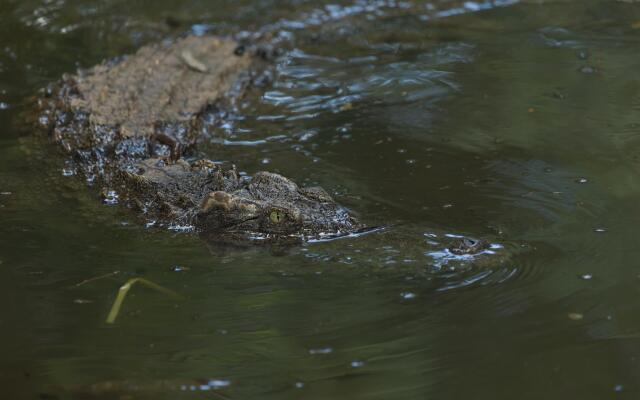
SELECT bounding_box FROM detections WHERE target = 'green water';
[2,0,640,398]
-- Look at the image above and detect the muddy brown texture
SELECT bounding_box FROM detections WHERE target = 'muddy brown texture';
[71,36,251,139]
[35,35,363,241]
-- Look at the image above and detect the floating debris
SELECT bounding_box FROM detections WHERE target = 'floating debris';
[70,270,120,288]
[106,278,183,324]
[568,312,584,321]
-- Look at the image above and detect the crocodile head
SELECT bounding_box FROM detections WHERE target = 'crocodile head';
[196,171,361,240]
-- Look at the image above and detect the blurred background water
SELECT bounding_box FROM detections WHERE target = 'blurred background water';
[1,0,640,398]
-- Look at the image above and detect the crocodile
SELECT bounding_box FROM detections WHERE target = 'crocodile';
[33,34,498,254]
[34,34,362,242]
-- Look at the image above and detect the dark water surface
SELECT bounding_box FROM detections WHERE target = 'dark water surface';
[2,0,640,398]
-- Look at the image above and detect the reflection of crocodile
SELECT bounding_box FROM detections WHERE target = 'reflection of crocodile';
[34,35,361,241]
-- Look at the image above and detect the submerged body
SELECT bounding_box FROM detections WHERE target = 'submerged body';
[35,35,361,240]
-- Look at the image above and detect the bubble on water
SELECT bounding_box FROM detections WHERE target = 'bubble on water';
[400,292,416,300]
[575,177,588,184]
[406,159,417,165]
[309,347,333,355]
[614,384,624,392]
[594,228,607,233]
[295,382,305,389]
[351,360,365,368]
[261,158,271,164]
[580,274,593,280]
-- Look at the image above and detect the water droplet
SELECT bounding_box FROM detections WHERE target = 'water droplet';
[351,360,365,368]
[401,292,416,300]
[580,274,593,280]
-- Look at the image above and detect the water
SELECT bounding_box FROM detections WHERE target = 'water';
[2,0,640,398]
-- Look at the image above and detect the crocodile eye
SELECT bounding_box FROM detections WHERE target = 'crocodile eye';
[269,210,285,223]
